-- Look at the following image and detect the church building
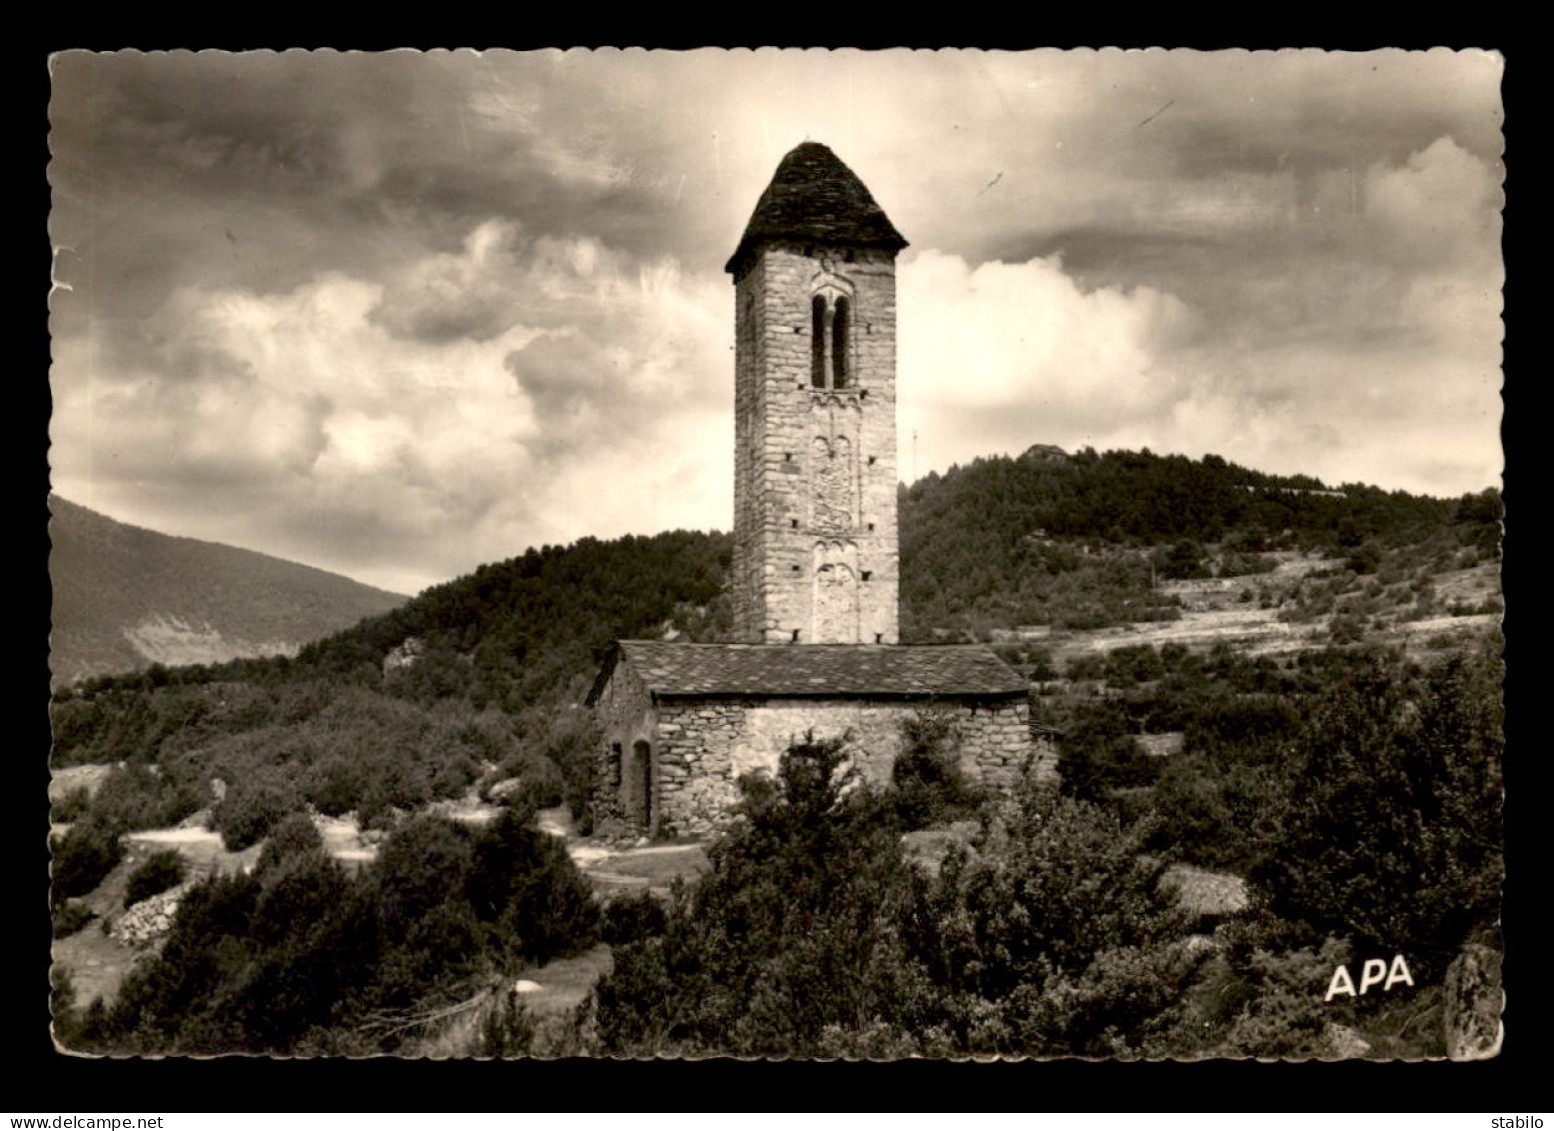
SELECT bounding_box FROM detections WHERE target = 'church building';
[588,142,1042,836]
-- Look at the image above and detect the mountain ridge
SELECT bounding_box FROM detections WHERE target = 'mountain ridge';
[49,496,408,688]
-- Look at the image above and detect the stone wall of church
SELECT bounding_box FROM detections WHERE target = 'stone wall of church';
[732,243,899,644]
[590,661,658,835]
[642,694,1038,836]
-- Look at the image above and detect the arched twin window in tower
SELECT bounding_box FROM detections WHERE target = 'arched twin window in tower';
[810,290,852,390]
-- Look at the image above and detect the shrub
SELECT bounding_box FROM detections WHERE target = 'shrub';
[491,759,566,817]
[429,752,480,800]
[373,816,474,940]
[891,709,979,829]
[51,787,91,824]
[212,770,304,851]
[1056,700,1160,806]
[1213,938,1357,1058]
[534,707,603,822]
[1253,650,1502,981]
[466,810,598,965]
[51,814,124,899]
[92,763,201,832]
[255,812,325,879]
[124,850,185,908]
[594,734,931,1057]
[372,900,485,1015]
[914,783,1185,999]
[303,755,367,817]
[1155,540,1210,580]
[1148,752,1287,873]
[1219,551,1278,577]
[1328,613,1365,645]
[1026,650,1059,683]
[52,899,97,939]
[248,852,352,951]
[600,891,668,947]
[1107,644,1165,684]
[355,755,433,827]
[1065,654,1108,681]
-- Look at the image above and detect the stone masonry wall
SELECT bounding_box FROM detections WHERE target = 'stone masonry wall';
[652,694,1036,836]
[732,244,899,643]
[591,661,658,834]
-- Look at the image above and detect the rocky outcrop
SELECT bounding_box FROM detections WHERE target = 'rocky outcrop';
[110,884,190,949]
[383,636,427,675]
[1444,942,1503,1060]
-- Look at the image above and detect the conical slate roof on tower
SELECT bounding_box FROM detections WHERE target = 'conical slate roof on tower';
[724,142,908,274]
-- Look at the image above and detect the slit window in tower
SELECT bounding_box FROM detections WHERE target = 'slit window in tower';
[811,295,827,387]
[832,296,850,388]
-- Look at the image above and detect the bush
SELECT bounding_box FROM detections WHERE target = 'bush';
[1328,613,1365,645]
[1026,650,1059,683]
[594,734,932,1057]
[1219,551,1278,577]
[212,770,303,851]
[124,850,185,907]
[915,782,1185,998]
[255,812,325,879]
[1148,752,1286,873]
[51,787,91,824]
[491,763,565,818]
[1056,701,1159,806]
[1213,938,1358,1058]
[303,756,367,817]
[248,852,352,951]
[373,815,474,940]
[1155,540,1209,580]
[1065,654,1108,681]
[532,706,603,822]
[1107,644,1165,684]
[466,810,598,965]
[92,763,202,832]
[891,709,979,829]
[52,814,124,899]
[600,891,668,946]
[52,899,96,939]
[1253,650,1502,981]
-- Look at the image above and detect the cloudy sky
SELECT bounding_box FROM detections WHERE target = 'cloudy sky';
[48,49,1504,596]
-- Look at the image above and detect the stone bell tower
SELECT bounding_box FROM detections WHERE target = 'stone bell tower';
[726,142,908,644]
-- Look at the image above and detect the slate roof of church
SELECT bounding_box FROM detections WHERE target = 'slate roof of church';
[725,142,908,275]
[588,640,1029,704]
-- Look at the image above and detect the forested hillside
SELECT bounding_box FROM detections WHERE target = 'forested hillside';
[56,446,1497,705]
[900,445,1490,639]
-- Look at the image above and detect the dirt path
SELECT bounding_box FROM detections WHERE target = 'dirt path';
[571,840,711,897]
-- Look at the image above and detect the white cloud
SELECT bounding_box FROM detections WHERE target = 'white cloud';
[1365,136,1503,270]
[898,249,1198,472]
[895,240,1500,498]
[51,222,734,594]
